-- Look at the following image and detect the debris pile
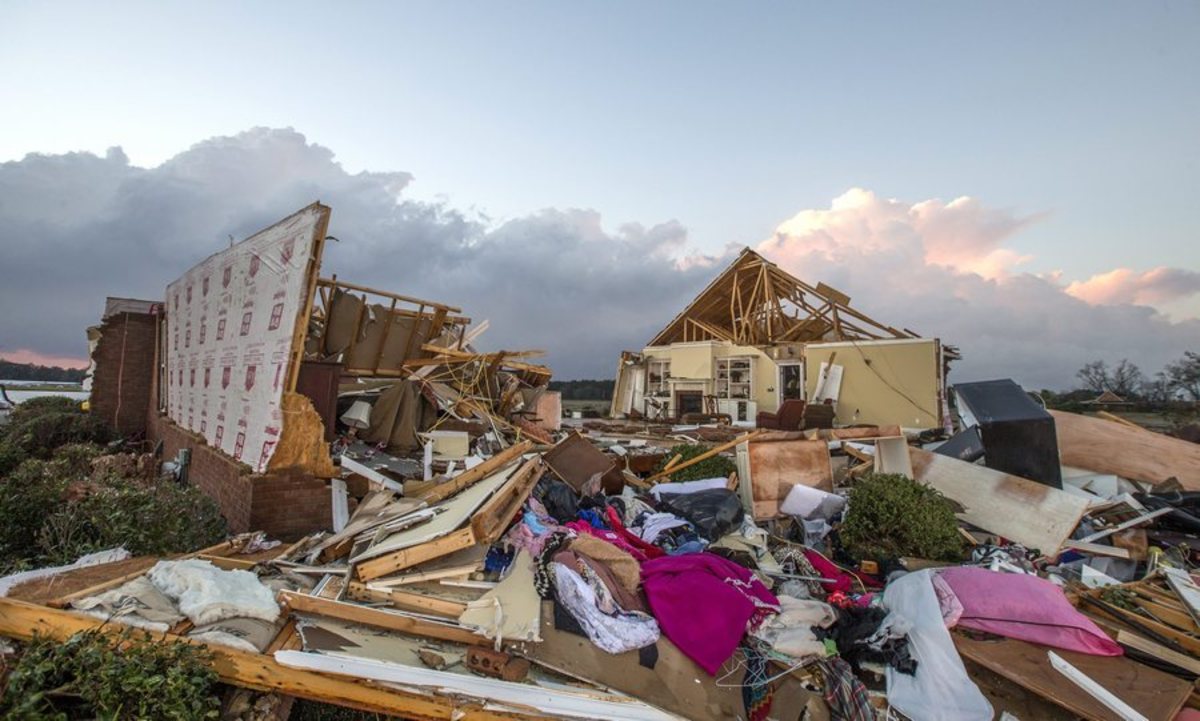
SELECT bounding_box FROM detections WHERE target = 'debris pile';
[3,204,1200,720]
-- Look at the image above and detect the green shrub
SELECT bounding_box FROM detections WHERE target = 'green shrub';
[0,440,26,476]
[0,459,68,567]
[4,411,112,460]
[37,479,227,564]
[654,443,737,482]
[4,395,82,426]
[0,628,220,720]
[840,472,964,563]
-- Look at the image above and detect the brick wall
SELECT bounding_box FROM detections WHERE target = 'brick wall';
[147,414,332,540]
[90,312,158,438]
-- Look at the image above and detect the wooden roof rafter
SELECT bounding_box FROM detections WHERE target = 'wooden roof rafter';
[647,247,912,347]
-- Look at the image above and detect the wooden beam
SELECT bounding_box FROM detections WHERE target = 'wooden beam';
[470,457,544,542]
[316,277,461,314]
[646,430,762,483]
[354,527,478,581]
[419,441,532,505]
[345,581,468,618]
[279,590,480,646]
[0,597,521,721]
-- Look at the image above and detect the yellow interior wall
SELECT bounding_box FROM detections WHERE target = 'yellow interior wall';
[804,339,942,429]
[668,343,714,379]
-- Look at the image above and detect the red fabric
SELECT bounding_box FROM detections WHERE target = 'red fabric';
[803,549,882,594]
[604,506,666,559]
[940,567,1122,656]
[642,553,779,675]
[565,513,665,561]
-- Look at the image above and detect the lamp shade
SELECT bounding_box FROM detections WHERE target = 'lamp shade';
[340,399,372,430]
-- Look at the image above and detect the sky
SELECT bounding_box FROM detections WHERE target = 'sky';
[0,1,1197,388]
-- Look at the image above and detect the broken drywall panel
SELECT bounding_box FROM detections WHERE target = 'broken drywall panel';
[164,203,329,473]
[349,464,516,565]
[458,550,541,643]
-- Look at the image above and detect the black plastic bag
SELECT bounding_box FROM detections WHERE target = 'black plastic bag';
[662,488,744,541]
[538,478,580,524]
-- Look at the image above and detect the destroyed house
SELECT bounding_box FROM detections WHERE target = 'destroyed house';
[611,248,955,430]
[88,202,556,539]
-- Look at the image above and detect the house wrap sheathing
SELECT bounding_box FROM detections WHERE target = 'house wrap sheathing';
[611,248,955,430]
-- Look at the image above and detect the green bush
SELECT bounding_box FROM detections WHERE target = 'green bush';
[37,479,226,565]
[0,628,220,720]
[0,459,68,569]
[0,440,27,476]
[654,443,737,482]
[4,411,112,460]
[840,472,964,563]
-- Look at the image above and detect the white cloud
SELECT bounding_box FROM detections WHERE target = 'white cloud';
[758,188,1200,389]
[1,133,1196,388]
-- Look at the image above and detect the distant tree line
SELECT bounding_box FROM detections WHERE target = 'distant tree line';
[548,379,614,400]
[0,359,86,384]
[1040,351,1199,413]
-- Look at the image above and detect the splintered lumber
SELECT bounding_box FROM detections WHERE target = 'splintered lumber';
[954,633,1189,721]
[0,597,520,720]
[910,447,1089,555]
[1051,410,1200,489]
[278,590,480,645]
[419,441,532,505]
[345,581,468,618]
[646,430,761,483]
[354,458,543,581]
[1077,508,1173,544]
[1115,629,1200,675]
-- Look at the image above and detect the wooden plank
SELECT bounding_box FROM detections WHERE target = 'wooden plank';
[645,430,761,483]
[45,560,160,609]
[279,590,480,646]
[286,203,331,393]
[1063,541,1131,559]
[1078,508,1173,544]
[911,447,1089,555]
[354,527,477,581]
[419,441,532,505]
[0,597,521,721]
[1116,629,1200,675]
[1163,568,1200,628]
[1048,651,1148,721]
[470,457,544,542]
[955,633,1189,721]
[1051,410,1200,489]
[345,581,468,618]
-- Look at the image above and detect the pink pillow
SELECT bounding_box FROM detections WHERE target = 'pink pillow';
[939,567,1122,656]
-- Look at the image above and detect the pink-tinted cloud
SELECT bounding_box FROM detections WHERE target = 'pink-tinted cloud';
[757,189,1200,389]
[1065,267,1200,306]
[0,348,89,369]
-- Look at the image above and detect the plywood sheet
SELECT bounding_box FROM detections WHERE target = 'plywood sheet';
[910,448,1089,554]
[1051,410,1200,490]
[955,634,1190,721]
[165,203,329,472]
[747,438,833,519]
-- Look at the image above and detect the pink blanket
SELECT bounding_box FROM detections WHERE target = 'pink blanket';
[642,553,779,674]
[939,567,1122,656]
